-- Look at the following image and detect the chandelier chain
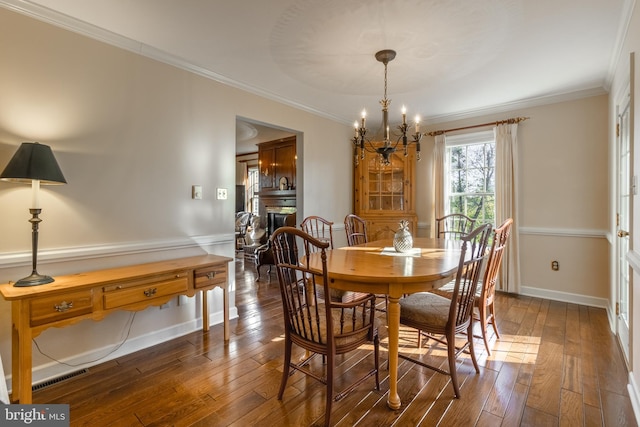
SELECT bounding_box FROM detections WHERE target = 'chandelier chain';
[380,61,390,109]
[384,62,388,102]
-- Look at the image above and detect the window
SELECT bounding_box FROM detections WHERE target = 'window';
[247,166,260,215]
[445,130,495,225]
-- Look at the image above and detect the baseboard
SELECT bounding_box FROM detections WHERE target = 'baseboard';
[519,285,609,309]
[628,372,640,425]
[607,303,616,333]
[6,306,238,393]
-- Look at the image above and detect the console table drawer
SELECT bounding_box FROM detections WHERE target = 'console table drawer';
[103,273,189,309]
[194,265,227,289]
[30,290,94,327]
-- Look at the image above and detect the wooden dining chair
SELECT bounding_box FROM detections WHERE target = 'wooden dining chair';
[344,214,368,246]
[436,213,476,239]
[432,218,513,355]
[271,226,380,427]
[300,215,334,250]
[255,214,296,281]
[343,213,390,312]
[399,223,491,398]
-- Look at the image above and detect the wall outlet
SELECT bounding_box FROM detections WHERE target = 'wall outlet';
[216,188,228,200]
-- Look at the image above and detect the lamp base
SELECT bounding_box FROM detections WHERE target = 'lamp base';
[14,272,55,287]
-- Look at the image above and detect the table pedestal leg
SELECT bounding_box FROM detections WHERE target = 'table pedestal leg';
[386,294,401,410]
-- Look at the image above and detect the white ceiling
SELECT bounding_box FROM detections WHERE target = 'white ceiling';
[0,0,630,152]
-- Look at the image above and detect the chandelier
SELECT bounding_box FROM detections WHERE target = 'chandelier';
[352,49,422,166]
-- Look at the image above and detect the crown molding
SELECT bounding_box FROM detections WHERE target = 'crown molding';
[605,0,637,90]
[422,86,608,126]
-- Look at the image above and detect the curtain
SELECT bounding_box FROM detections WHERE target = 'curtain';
[433,134,446,238]
[495,123,521,293]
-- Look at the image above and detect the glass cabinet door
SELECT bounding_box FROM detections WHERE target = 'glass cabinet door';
[367,152,405,211]
[358,147,414,215]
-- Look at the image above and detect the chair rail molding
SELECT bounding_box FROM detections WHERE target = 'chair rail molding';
[519,227,609,239]
[0,234,234,269]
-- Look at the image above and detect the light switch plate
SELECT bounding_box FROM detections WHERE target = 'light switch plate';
[216,188,228,200]
[192,185,202,200]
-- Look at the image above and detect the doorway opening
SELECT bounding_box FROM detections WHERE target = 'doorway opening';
[235,117,302,260]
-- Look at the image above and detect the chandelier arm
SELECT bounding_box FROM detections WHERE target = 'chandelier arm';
[364,139,394,154]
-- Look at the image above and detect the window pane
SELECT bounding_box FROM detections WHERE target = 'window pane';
[484,195,495,223]
[487,169,495,192]
[450,147,466,169]
[467,168,486,192]
[466,144,485,166]
[466,195,484,219]
[450,170,467,193]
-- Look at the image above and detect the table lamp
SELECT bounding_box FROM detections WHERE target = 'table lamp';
[0,142,67,286]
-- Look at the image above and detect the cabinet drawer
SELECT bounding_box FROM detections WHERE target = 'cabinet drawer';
[194,264,227,289]
[30,290,94,327]
[103,273,189,310]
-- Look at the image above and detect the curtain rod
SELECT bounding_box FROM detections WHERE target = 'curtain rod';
[426,116,529,137]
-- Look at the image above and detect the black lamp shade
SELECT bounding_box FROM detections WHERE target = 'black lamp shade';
[0,142,66,184]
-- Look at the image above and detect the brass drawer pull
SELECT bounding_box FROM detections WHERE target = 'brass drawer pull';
[144,288,157,297]
[54,301,73,312]
[207,272,216,280]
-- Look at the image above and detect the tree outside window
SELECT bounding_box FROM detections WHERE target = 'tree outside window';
[446,139,495,225]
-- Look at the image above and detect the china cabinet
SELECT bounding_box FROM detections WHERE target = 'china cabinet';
[354,145,417,240]
[256,136,297,235]
[258,136,296,192]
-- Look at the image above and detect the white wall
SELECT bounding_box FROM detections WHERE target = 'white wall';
[0,7,353,388]
[418,95,610,306]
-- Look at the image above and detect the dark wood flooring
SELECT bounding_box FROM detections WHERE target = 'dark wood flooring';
[32,255,637,426]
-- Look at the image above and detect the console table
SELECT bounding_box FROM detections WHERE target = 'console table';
[0,253,232,404]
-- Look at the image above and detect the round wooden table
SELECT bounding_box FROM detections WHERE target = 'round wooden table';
[306,237,462,409]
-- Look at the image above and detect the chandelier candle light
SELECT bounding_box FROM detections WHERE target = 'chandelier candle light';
[352,49,422,166]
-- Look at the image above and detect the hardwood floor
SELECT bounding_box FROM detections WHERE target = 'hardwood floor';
[33,255,637,426]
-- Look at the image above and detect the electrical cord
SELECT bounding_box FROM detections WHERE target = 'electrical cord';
[32,311,137,367]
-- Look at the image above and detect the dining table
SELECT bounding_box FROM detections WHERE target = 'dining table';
[305,237,463,410]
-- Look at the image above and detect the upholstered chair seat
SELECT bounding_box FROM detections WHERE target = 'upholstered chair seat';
[399,292,451,329]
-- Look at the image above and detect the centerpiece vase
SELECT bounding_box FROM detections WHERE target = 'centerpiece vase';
[393,220,413,253]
